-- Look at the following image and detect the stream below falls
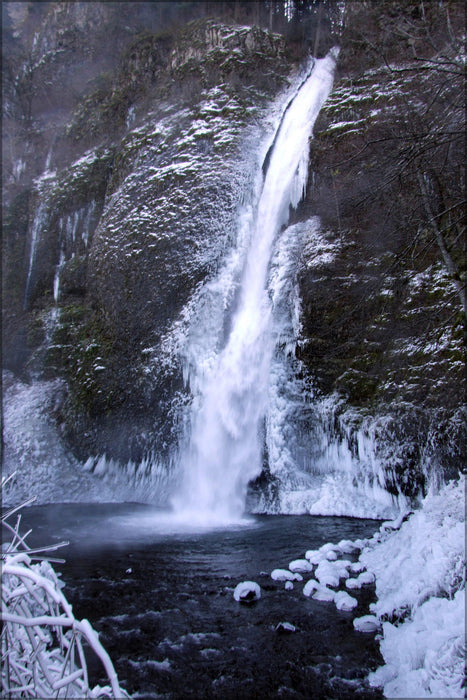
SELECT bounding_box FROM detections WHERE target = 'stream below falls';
[19,503,385,699]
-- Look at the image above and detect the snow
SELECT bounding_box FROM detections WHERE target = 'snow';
[67,148,103,174]
[303,579,319,597]
[361,478,465,620]
[289,559,313,573]
[271,569,303,583]
[2,374,116,505]
[353,615,381,633]
[319,542,338,554]
[360,477,465,698]
[315,561,340,588]
[345,577,363,590]
[334,591,358,611]
[278,470,400,520]
[305,549,326,564]
[265,478,464,697]
[1,548,127,698]
[275,621,296,633]
[312,586,336,603]
[326,118,368,132]
[302,225,338,269]
[371,591,465,698]
[334,560,352,576]
[350,561,366,574]
[325,549,338,560]
[233,581,261,603]
[336,539,361,554]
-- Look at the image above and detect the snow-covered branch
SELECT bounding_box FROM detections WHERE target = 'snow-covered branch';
[1,482,130,699]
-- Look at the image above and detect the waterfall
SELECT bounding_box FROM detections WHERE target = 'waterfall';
[53,250,66,303]
[53,201,97,301]
[24,202,47,310]
[174,50,339,524]
[23,169,57,310]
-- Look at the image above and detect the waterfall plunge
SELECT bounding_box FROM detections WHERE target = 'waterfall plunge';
[174,51,338,524]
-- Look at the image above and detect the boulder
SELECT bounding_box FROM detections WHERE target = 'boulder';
[233,581,261,604]
[303,579,320,597]
[275,621,296,634]
[334,591,358,611]
[271,569,303,582]
[353,615,381,633]
[289,558,313,573]
[312,586,336,603]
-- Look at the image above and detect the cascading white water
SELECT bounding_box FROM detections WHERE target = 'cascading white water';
[24,202,47,310]
[23,169,57,310]
[53,202,97,302]
[174,50,339,524]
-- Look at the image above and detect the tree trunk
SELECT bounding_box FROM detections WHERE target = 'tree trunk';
[417,172,466,319]
[313,2,323,56]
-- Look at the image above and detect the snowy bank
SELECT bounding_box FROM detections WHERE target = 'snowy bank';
[261,476,465,698]
[361,477,466,699]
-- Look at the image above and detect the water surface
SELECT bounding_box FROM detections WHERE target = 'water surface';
[19,503,384,699]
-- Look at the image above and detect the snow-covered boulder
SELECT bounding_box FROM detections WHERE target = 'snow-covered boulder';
[336,539,361,554]
[353,615,381,633]
[233,581,261,603]
[319,542,338,555]
[334,591,358,611]
[275,621,296,633]
[284,580,294,591]
[289,559,313,573]
[305,549,325,564]
[303,579,320,597]
[315,561,348,588]
[344,567,380,590]
[356,571,375,585]
[345,577,362,590]
[333,560,351,579]
[271,568,303,582]
[312,586,336,602]
[350,561,366,574]
[315,566,340,588]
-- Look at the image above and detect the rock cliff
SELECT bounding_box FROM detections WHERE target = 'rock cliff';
[2,1,465,505]
[296,0,465,494]
[3,5,297,467]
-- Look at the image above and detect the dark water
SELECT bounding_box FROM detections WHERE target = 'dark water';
[17,503,384,699]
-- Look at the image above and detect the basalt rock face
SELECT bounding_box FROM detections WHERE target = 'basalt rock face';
[295,0,466,493]
[3,2,464,500]
[3,6,296,463]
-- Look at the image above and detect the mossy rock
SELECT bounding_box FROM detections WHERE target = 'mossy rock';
[335,369,378,404]
[27,313,46,349]
[59,255,87,297]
